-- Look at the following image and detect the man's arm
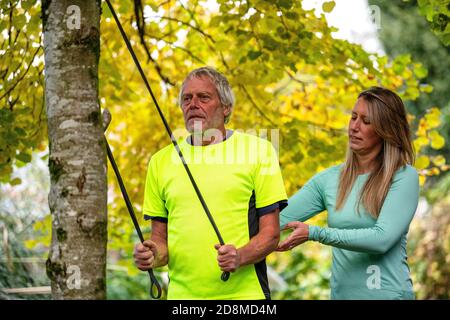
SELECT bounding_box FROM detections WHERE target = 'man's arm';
[134,220,168,270]
[215,209,280,272]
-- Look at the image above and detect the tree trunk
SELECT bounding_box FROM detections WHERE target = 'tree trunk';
[43,0,106,299]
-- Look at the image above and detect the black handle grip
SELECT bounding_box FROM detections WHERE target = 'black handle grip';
[221,271,230,282]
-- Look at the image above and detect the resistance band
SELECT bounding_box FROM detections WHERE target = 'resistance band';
[103,0,231,299]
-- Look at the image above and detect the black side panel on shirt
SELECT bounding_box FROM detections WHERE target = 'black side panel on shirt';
[144,215,168,223]
[248,191,271,300]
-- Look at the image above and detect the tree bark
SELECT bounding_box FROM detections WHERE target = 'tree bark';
[43,0,106,299]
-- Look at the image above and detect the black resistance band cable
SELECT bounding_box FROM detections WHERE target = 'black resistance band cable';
[103,0,231,299]
[104,134,162,299]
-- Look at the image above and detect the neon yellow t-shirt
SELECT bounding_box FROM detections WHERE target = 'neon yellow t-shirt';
[143,130,287,299]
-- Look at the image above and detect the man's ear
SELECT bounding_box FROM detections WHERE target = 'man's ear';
[223,105,231,117]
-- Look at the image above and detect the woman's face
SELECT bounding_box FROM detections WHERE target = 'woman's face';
[348,98,383,155]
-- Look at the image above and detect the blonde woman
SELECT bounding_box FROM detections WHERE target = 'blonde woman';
[278,87,419,300]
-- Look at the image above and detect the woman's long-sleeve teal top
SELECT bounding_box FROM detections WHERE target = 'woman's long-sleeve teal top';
[280,164,419,299]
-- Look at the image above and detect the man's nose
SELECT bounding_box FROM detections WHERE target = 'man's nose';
[186,96,200,109]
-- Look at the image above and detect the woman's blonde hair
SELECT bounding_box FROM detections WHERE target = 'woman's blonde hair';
[336,87,415,218]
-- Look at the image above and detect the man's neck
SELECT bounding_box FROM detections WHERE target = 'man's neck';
[190,128,228,146]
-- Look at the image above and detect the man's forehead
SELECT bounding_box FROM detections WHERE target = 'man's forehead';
[183,75,216,93]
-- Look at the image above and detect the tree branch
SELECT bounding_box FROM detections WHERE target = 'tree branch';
[156,15,215,43]
[0,46,41,101]
[177,0,202,31]
[4,37,30,83]
[133,0,175,86]
[238,84,277,126]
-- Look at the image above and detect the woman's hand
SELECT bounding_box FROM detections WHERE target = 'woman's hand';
[276,221,310,251]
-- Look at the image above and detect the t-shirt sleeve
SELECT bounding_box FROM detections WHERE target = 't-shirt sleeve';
[308,166,419,254]
[143,155,168,222]
[254,140,288,213]
[279,170,328,228]
[256,200,288,217]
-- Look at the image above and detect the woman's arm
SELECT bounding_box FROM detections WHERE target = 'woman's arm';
[277,169,330,251]
[280,169,329,227]
[308,167,419,254]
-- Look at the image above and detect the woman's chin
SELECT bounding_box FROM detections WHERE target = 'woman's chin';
[349,144,363,153]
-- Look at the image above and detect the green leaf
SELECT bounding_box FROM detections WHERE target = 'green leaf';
[102,2,113,18]
[248,50,262,60]
[261,34,278,50]
[278,0,294,10]
[0,109,14,123]
[239,56,247,64]
[289,62,297,72]
[4,131,18,145]
[14,14,27,30]
[419,84,433,93]
[292,151,304,163]
[118,1,131,14]
[413,64,428,78]
[209,16,222,27]
[322,1,336,13]
[14,127,27,136]
[21,0,37,10]
[10,177,21,185]
[285,12,299,20]
[0,19,6,32]
[417,0,434,20]
[397,54,412,65]
[28,12,41,31]
[16,152,32,163]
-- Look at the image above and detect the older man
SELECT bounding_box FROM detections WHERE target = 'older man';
[134,67,287,299]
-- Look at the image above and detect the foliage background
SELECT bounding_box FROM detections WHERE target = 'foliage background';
[0,0,448,299]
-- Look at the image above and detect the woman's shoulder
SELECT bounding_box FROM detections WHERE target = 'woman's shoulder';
[392,164,419,186]
[395,164,418,178]
[308,164,342,184]
[319,163,342,176]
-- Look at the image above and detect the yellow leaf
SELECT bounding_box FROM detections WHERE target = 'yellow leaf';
[24,239,38,249]
[416,118,428,136]
[430,167,440,176]
[419,174,426,186]
[414,136,429,151]
[415,155,430,170]
[431,155,446,166]
[424,108,441,129]
[429,130,445,149]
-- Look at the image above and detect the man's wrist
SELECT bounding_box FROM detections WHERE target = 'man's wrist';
[235,247,244,270]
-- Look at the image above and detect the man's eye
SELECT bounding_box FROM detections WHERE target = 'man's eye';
[200,96,210,101]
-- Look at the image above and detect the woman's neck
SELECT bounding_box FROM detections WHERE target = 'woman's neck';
[355,152,380,174]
